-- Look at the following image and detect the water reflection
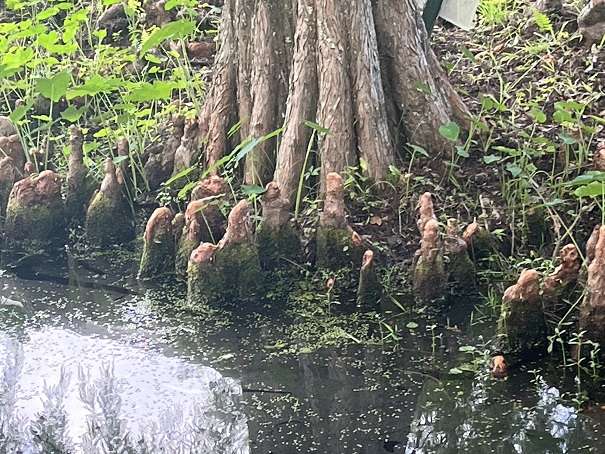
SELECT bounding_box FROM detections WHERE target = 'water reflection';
[0,326,250,453]
[405,373,594,453]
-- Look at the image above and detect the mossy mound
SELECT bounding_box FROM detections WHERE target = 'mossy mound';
[187,243,263,308]
[65,177,96,225]
[138,232,175,280]
[4,199,66,251]
[497,299,548,356]
[445,253,476,300]
[257,222,299,270]
[85,192,134,247]
[176,235,198,277]
[316,226,363,271]
[413,255,445,307]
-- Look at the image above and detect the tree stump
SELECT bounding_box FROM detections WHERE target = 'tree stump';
[85,158,134,247]
[5,170,66,251]
[138,207,175,279]
[257,181,299,270]
[187,200,263,307]
[316,172,363,270]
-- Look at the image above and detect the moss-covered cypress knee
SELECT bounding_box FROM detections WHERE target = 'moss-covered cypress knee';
[444,219,476,300]
[138,207,175,279]
[175,177,228,277]
[357,250,382,311]
[496,269,547,359]
[316,173,363,270]
[0,156,15,217]
[85,158,134,247]
[5,170,66,251]
[413,193,445,306]
[66,125,96,224]
[187,200,263,308]
[257,181,299,269]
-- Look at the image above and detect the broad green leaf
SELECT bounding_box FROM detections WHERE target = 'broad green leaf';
[449,367,463,375]
[484,154,501,164]
[574,181,605,198]
[36,72,71,102]
[406,322,418,329]
[60,105,87,122]
[506,163,522,177]
[455,145,469,158]
[241,184,266,196]
[439,122,460,142]
[530,106,547,123]
[559,132,577,145]
[37,6,60,20]
[123,81,174,102]
[139,20,196,57]
[9,100,33,123]
[67,74,122,98]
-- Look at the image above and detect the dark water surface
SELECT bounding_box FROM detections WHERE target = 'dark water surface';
[0,252,603,453]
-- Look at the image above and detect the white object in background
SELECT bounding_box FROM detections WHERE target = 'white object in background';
[439,0,480,30]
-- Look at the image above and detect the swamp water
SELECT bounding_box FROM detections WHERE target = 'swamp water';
[0,252,603,453]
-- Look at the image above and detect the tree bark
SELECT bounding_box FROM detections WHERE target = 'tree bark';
[199,0,470,200]
[201,0,236,173]
[275,0,318,203]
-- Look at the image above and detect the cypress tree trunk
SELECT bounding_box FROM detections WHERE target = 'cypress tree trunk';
[198,0,470,198]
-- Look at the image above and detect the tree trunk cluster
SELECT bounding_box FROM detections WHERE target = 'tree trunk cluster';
[197,0,470,201]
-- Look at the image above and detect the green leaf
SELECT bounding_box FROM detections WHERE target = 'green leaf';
[241,184,266,196]
[408,144,429,158]
[139,20,196,57]
[9,100,33,123]
[455,145,469,158]
[574,181,605,199]
[439,122,460,142]
[459,45,477,64]
[36,72,71,102]
[484,154,501,164]
[506,163,522,177]
[123,81,174,102]
[177,180,198,199]
[530,106,547,124]
[406,322,418,329]
[559,132,577,145]
[67,74,122,98]
[36,6,60,20]
[303,120,332,135]
[60,105,87,122]
[449,367,463,375]
[532,9,552,33]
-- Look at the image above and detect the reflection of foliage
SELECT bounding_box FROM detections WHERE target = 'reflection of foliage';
[406,374,594,453]
[0,358,249,453]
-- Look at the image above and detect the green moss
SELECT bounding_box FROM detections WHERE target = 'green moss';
[176,234,198,277]
[316,226,363,271]
[497,299,547,356]
[138,231,176,280]
[4,199,66,250]
[257,222,300,270]
[65,177,96,225]
[356,266,382,312]
[187,243,263,309]
[85,192,134,247]
[413,255,445,306]
[445,252,476,300]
